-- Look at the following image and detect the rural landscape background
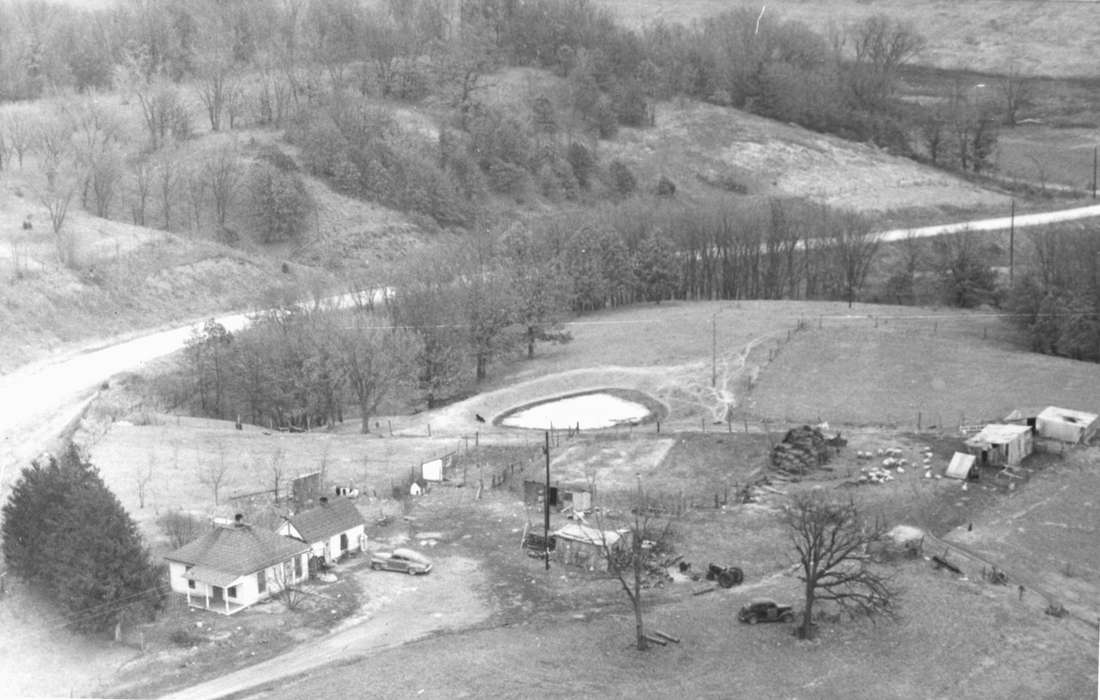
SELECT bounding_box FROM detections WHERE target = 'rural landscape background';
[0,0,1097,698]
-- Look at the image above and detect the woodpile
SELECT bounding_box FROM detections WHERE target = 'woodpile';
[770,425,835,474]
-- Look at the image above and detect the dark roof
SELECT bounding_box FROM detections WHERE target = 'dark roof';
[164,524,309,576]
[285,498,365,543]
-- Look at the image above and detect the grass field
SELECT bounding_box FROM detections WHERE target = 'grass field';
[599,0,1100,78]
[746,314,1100,427]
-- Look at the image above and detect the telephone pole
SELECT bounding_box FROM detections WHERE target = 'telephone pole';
[711,313,717,388]
[543,430,551,571]
[1009,199,1015,285]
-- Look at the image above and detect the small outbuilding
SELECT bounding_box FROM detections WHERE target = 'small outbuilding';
[165,517,310,615]
[277,497,366,567]
[1035,406,1099,444]
[965,424,1033,467]
[945,452,978,480]
[552,522,625,572]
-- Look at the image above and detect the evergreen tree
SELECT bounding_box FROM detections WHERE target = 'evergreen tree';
[2,448,165,634]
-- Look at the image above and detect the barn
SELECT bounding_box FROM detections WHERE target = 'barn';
[1035,406,1099,444]
[965,424,1033,467]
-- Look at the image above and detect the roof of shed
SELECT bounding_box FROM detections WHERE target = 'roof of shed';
[1037,406,1099,424]
[966,424,1031,446]
[553,522,621,546]
[285,498,364,543]
[165,524,308,576]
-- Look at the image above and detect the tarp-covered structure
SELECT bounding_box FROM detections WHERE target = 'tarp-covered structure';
[965,424,1033,467]
[945,452,977,480]
[552,523,624,572]
[1035,406,1099,444]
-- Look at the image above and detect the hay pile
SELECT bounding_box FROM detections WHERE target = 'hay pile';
[770,425,834,474]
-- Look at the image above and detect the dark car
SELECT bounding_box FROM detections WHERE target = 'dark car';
[737,598,795,624]
[369,547,433,575]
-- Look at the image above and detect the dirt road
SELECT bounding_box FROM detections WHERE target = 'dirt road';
[156,556,493,700]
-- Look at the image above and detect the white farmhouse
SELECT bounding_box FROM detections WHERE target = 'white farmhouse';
[277,496,366,568]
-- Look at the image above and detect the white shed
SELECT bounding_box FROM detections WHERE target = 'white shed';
[1035,406,1099,444]
[945,452,977,480]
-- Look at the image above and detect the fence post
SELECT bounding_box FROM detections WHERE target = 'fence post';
[427,423,431,437]
[917,411,922,432]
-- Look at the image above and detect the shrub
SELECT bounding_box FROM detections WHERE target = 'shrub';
[169,629,205,647]
[567,143,596,188]
[656,175,676,197]
[248,162,314,243]
[608,159,637,197]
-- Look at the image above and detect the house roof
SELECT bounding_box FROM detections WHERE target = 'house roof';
[1037,406,1099,425]
[965,424,1031,447]
[553,522,621,547]
[945,452,976,480]
[284,498,364,544]
[165,523,309,576]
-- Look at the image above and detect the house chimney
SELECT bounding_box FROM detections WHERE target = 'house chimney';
[234,513,245,525]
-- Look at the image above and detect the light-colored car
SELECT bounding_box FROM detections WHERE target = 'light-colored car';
[369,547,433,575]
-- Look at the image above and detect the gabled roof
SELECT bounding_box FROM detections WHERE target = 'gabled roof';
[165,523,308,576]
[284,498,365,544]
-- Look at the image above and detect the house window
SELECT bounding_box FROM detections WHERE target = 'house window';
[340,533,349,552]
[257,569,266,594]
[294,554,303,579]
[228,586,237,599]
[187,579,196,590]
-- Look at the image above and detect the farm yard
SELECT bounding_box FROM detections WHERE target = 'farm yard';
[59,299,1099,699]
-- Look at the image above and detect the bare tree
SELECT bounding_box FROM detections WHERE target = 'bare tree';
[156,509,205,549]
[269,449,287,503]
[827,210,880,307]
[129,155,153,226]
[784,491,898,639]
[137,453,155,509]
[334,314,418,434]
[198,443,231,505]
[36,172,76,266]
[592,475,675,651]
[843,15,924,111]
[269,558,307,610]
[998,64,1033,128]
[203,138,243,229]
[153,146,181,229]
[5,111,34,167]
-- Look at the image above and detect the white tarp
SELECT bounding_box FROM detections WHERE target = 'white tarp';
[945,452,976,480]
[421,458,443,482]
[1036,406,1099,444]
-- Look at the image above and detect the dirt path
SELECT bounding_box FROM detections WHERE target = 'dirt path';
[155,556,492,700]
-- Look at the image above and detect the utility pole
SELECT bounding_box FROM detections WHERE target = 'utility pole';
[1009,199,1015,286]
[1092,146,1097,200]
[543,430,551,571]
[711,313,717,388]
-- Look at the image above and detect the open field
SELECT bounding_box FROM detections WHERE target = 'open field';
[600,0,1100,77]
[746,315,1100,427]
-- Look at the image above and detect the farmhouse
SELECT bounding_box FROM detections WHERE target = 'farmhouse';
[165,516,310,615]
[552,522,625,572]
[965,424,1033,467]
[277,496,366,568]
[1035,406,1099,444]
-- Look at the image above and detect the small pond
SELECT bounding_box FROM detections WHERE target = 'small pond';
[497,389,663,430]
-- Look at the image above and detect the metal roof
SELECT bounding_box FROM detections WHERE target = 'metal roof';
[965,424,1031,446]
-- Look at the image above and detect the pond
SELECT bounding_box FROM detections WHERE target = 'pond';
[497,390,661,430]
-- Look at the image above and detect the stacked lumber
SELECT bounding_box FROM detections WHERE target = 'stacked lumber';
[771,425,833,474]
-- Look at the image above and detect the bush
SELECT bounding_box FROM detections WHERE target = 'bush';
[608,159,637,197]
[567,143,596,188]
[169,629,205,647]
[656,175,676,197]
[255,144,299,172]
[248,162,314,243]
[486,158,533,199]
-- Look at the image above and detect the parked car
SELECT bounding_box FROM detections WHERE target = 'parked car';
[737,598,795,624]
[369,547,433,575]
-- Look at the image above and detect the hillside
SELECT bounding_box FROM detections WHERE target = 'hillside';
[602,0,1100,77]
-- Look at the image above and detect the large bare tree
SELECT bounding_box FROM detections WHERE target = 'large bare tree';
[593,475,675,651]
[784,491,898,639]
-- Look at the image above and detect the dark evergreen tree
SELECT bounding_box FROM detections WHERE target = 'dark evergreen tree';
[2,448,164,634]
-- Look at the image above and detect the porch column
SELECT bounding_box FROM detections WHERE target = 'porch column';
[204,588,210,610]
